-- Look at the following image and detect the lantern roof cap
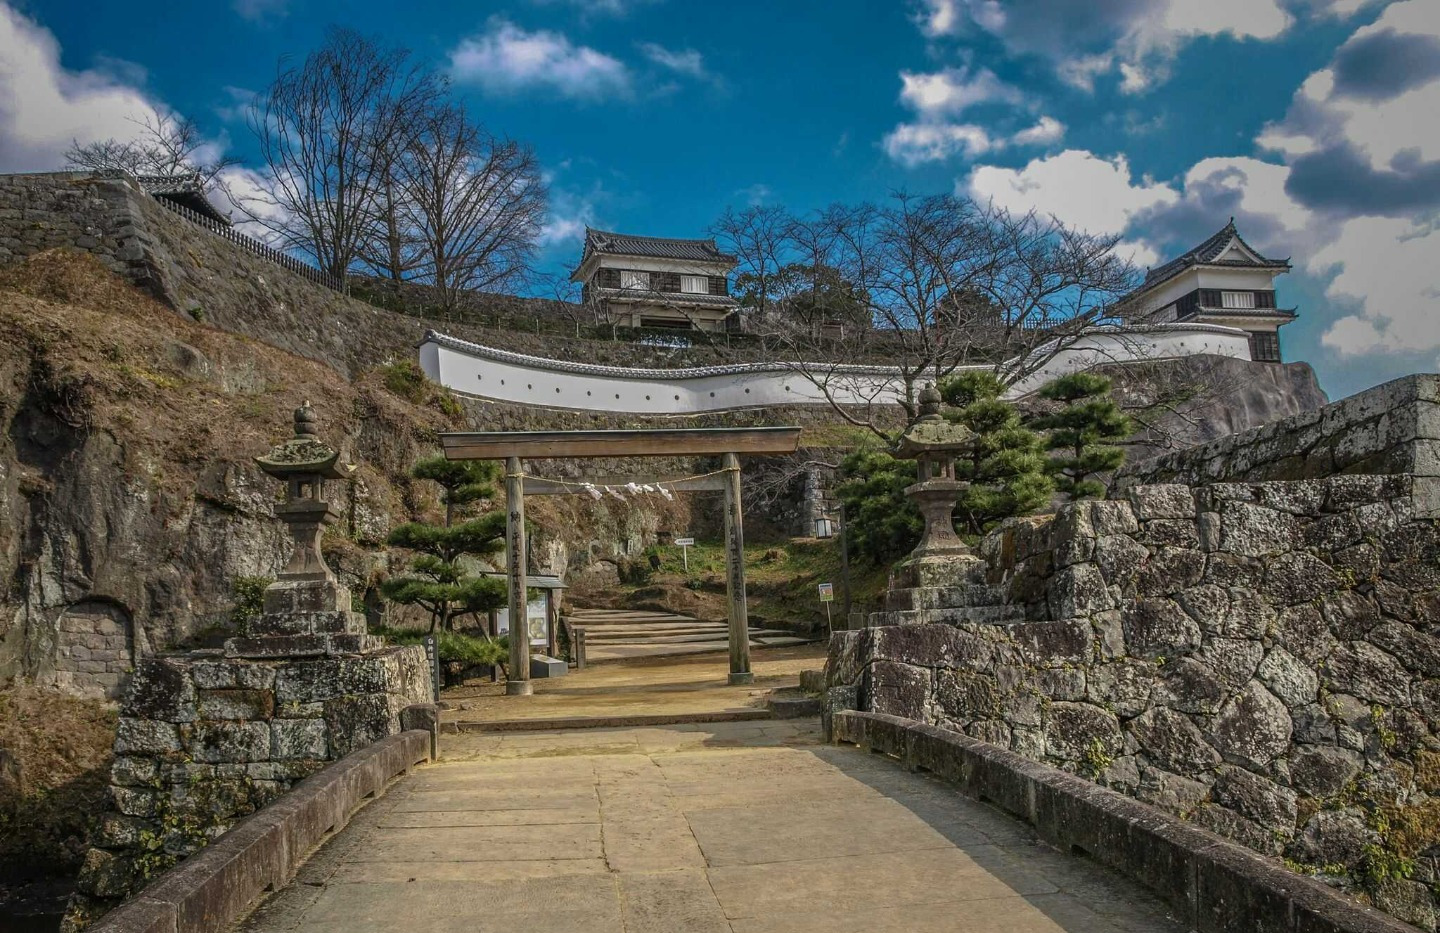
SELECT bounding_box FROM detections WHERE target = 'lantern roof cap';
[255,401,354,479]
[895,383,973,458]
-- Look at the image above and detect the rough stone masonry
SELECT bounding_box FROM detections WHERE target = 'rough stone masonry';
[65,405,431,929]
[828,374,1440,931]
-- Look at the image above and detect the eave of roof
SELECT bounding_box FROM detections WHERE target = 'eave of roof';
[590,286,739,308]
[1132,220,1291,299]
[580,227,737,264]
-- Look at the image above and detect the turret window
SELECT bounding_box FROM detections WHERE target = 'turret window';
[681,275,707,294]
[621,270,650,290]
[1221,291,1257,309]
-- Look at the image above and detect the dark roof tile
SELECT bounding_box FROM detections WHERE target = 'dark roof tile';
[581,228,736,264]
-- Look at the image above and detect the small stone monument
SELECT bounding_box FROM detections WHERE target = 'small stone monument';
[895,383,976,565]
[230,401,377,658]
[68,403,431,918]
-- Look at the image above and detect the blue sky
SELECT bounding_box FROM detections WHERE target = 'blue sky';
[1,0,1438,400]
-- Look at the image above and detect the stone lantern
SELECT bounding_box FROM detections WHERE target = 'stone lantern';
[894,383,976,564]
[254,401,354,583]
[229,401,372,658]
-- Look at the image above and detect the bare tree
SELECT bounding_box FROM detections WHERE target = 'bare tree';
[245,27,440,284]
[396,105,546,318]
[737,194,1139,439]
[65,113,235,184]
[710,204,790,318]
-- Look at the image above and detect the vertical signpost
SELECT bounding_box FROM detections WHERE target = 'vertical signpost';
[504,455,532,696]
[674,536,695,572]
[818,582,834,634]
[423,634,440,702]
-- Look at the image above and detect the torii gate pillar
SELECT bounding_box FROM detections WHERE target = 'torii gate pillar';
[722,452,752,685]
[504,456,532,696]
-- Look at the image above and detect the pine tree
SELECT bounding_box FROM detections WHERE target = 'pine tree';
[1031,372,1133,501]
[381,456,508,633]
[939,372,1054,535]
[835,448,920,563]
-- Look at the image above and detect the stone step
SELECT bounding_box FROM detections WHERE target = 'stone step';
[884,585,1007,611]
[584,628,797,646]
[866,605,1028,626]
[572,624,728,639]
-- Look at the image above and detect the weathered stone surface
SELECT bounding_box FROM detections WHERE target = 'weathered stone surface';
[935,669,999,722]
[1212,766,1297,831]
[1087,659,1153,716]
[1121,598,1200,659]
[1220,502,1297,557]
[1044,703,1122,761]
[1092,534,1148,588]
[1256,647,1319,708]
[1260,552,1339,606]
[271,718,327,760]
[1128,484,1196,521]
[1196,638,1264,694]
[1290,745,1363,798]
[1325,642,1412,705]
[1151,658,1225,715]
[197,689,275,721]
[1368,621,1440,678]
[1047,564,1112,618]
[1192,803,1284,856]
[1291,809,1375,869]
[125,659,198,723]
[1136,547,1206,594]
[188,721,271,764]
[1210,681,1292,768]
[114,719,181,755]
[1135,766,1211,813]
[1131,707,1220,772]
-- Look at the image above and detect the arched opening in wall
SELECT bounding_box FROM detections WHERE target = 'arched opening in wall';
[53,598,135,700]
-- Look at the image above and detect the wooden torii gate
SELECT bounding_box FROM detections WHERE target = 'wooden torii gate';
[438,426,803,695]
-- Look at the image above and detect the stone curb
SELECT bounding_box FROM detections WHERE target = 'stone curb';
[443,708,773,733]
[832,710,1420,933]
[87,729,432,933]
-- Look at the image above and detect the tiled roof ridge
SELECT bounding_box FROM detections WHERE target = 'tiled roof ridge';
[1142,219,1291,288]
[586,226,720,249]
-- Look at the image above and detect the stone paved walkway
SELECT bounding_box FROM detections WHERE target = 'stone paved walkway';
[237,721,1187,933]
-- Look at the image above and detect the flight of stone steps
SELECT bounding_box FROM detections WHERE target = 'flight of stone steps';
[565,608,814,662]
[867,557,1026,627]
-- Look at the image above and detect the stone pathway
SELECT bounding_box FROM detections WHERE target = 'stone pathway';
[442,644,825,726]
[237,721,1187,933]
[567,608,813,662]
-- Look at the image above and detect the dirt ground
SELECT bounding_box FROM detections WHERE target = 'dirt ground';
[440,644,827,724]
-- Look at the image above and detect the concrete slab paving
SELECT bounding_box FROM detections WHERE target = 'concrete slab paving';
[235,720,1187,933]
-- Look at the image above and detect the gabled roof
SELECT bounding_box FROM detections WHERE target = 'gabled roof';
[1141,220,1290,289]
[580,228,736,265]
[133,173,233,226]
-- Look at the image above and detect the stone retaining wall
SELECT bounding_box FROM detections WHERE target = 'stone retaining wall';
[1114,374,1440,498]
[835,711,1419,933]
[83,728,432,933]
[69,644,429,922]
[828,473,1440,928]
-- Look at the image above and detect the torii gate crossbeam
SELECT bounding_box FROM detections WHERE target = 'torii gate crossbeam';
[438,426,803,694]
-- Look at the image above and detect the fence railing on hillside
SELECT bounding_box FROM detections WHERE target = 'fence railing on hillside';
[152,197,345,293]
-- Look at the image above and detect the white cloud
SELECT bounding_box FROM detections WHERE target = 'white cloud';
[1261,3,1440,172]
[638,42,707,79]
[528,0,661,16]
[0,3,169,172]
[883,65,1031,166]
[898,66,1023,118]
[1012,116,1065,147]
[885,123,997,166]
[232,0,288,22]
[449,19,631,101]
[1317,217,1440,356]
[917,0,1293,94]
[965,149,1178,236]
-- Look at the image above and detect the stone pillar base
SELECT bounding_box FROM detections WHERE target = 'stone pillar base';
[505,680,534,696]
[728,671,754,686]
